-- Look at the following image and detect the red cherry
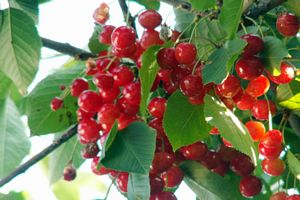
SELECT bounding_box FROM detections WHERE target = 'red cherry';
[122,82,141,105]
[287,195,300,200]
[180,75,204,97]
[140,29,164,49]
[97,103,120,125]
[96,57,119,72]
[171,30,180,42]
[235,56,264,80]
[162,80,178,95]
[117,113,138,130]
[262,158,285,176]
[276,13,300,37]
[78,90,102,113]
[150,192,177,200]
[111,26,136,49]
[261,129,283,147]
[76,108,94,121]
[117,97,139,116]
[230,153,255,176]
[99,25,115,45]
[112,43,137,58]
[239,175,262,197]
[211,161,229,176]
[111,65,134,86]
[161,166,184,188]
[218,144,239,162]
[235,93,257,111]
[200,151,222,169]
[93,73,114,91]
[148,118,165,139]
[50,97,63,111]
[270,191,288,200]
[245,121,265,141]
[246,75,270,97]
[158,68,172,82]
[258,142,282,159]
[81,142,99,159]
[63,163,76,181]
[171,66,191,84]
[175,42,197,64]
[93,3,109,24]
[71,78,89,97]
[180,141,208,161]
[99,85,120,103]
[240,34,264,57]
[252,99,276,120]
[150,175,165,194]
[150,152,175,175]
[116,172,129,193]
[157,48,178,69]
[91,157,111,175]
[188,93,205,105]
[216,75,241,98]
[77,118,101,144]
[148,97,167,118]
[267,62,295,84]
[138,10,162,29]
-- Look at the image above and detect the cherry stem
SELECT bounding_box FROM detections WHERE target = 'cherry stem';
[103,174,119,200]
[117,0,136,31]
[264,94,273,131]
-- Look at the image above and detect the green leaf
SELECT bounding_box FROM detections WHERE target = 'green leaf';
[188,0,216,11]
[0,192,25,200]
[0,8,41,94]
[174,9,195,33]
[101,122,156,174]
[0,97,30,178]
[88,24,108,54]
[287,37,300,68]
[202,38,247,84]
[38,0,52,3]
[279,94,300,110]
[219,0,244,39]
[287,151,300,181]
[128,173,150,200]
[0,72,12,99]
[100,121,118,160]
[204,95,258,165]
[277,80,300,110]
[284,0,300,17]
[163,91,210,151]
[129,0,160,10]
[139,46,161,117]
[8,0,39,23]
[26,62,84,135]
[49,133,84,184]
[261,36,289,75]
[181,161,266,200]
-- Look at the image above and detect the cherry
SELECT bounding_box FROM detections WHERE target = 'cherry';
[211,161,229,176]
[251,99,276,120]
[96,57,119,72]
[63,163,76,181]
[240,34,264,57]
[150,175,165,194]
[111,65,134,86]
[188,92,205,105]
[99,85,120,103]
[155,137,173,153]
[235,93,257,111]
[97,103,120,125]
[287,195,300,200]
[117,97,139,116]
[180,75,204,97]
[50,97,63,111]
[235,56,264,80]
[267,62,295,84]
[262,158,285,176]
[77,118,101,144]
[209,127,220,135]
[148,118,165,138]
[122,82,141,105]
[158,68,172,82]
[86,58,97,75]
[230,153,254,176]
[246,75,270,97]
[162,80,178,95]
[76,108,94,121]
[258,142,282,159]
[218,144,239,162]
[150,192,177,200]
[60,85,66,90]
[78,90,102,113]
[150,152,175,175]
[91,157,111,175]
[216,75,241,98]
[116,172,129,193]
[175,42,197,64]
[161,166,184,188]
[140,29,164,49]
[171,66,191,84]
[117,113,138,130]
[138,10,162,29]
[200,150,222,169]
[93,73,114,91]
[157,48,178,69]
[99,25,115,45]
[276,13,300,37]
[112,43,137,58]
[245,121,265,141]
[111,26,136,49]
[148,97,167,118]
[260,129,283,148]
[270,191,288,200]
[81,142,99,159]
[93,3,109,24]
[71,77,89,97]
[171,30,180,42]
[239,175,262,197]
[180,141,208,161]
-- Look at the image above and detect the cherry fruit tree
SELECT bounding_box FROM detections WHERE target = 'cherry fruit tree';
[0,0,300,199]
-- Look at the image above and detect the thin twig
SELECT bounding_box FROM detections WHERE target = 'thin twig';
[41,37,96,60]
[0,125,78,187]
[117,0,136,30]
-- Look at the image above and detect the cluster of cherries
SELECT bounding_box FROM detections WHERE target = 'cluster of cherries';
[49,2,300,199]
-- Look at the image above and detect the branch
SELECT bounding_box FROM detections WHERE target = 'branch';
[41,37,96,60]
[117,0,136,30]
[0,125,78,187]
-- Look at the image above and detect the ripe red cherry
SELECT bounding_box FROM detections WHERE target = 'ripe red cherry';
[276,13,300,37]
[93,73,114,91]
[78,90,102,113]
[171,66,191,84]
[116,172,129,193]
[150,152,175,175]
[150,192,177,200]
[63,163,76,181]
[140,29,164,49]
[93,3,109,24]
[117,113,138,130]
[251,99,276,120]
[76,108,94,121]
[200,151,222,169]
[111,65,134,86]
[218,144,239,162]
[175,42,197,64]
[239,175,262,197]
[216,75,241,98]
[71,77,89,97]
[267,62,295,84]
[117,97,139,116]
[77,118,101,144]
[112,43,137,58]
[261,129,283,147]
[235,56,264,80]
[161,166,184,188]
[262,158,285,176]
[50,97,63,111]
[211,161,229,176]
[81,142,99,159]
[97,103,120,125]
[111,26,136,49]
[99,85,120,103]
[180,141,208,161]
[150,175,165,194]
[246,75,270,97]
[270,191,288,200]
[162,80,178,95]
[148,97,167,118]
[188,93,205,105]
[258,142,282,159]
[230,153,255,176]
[180,75,204,97]
[235,93,257,111]
[240,34,264,57]
[287,195,300,200]
[157,48,178,69]
[99,25,115,45]
[245,121,265,141]
[122,82,141,105]
[91,157,111,175]
[138,10,162,29]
